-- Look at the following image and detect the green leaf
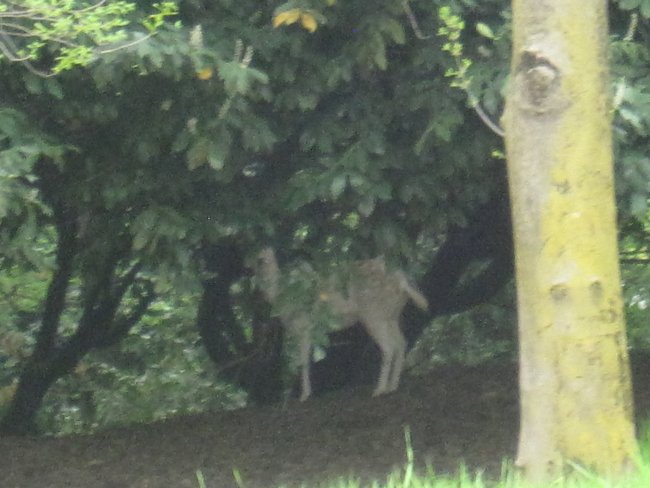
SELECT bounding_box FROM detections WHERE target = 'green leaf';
[45,79,64,99]
[476,22,495,39]
[373,181,393,200]
[172,131,191,153]
[218,61,255,95]
[620,108,645,133]
[187,137,209,170]
[358,196,375,217]
[296,93,318,111]
[618,0,641,10]
[132,209,158,251]
[381,18,406,45]
[246,67,269,85]
[330,174,347,199]
[207,140,226,171]
[348,174,366,189]
[373,42,387,70]
[23,74,42,95]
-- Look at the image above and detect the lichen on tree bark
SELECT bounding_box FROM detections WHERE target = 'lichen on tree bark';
[503,0,639,481]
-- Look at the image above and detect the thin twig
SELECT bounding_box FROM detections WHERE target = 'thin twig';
[0,29,53,76]
[401,0,432,40]
[0,34,30,61]
[624,13,638,41]
[466,93,504,137]
[1,21,81,48]
[96,32,153,54]
[0,0,108,18]
[77,1,109,14]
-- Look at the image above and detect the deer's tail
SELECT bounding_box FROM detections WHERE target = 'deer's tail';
[397,272,429,311]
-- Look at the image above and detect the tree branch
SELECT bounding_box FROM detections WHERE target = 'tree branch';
[98,278,156,347]
[401,0,432,40]
[32,162,79,359]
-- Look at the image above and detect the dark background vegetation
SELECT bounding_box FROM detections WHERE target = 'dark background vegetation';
[1,0,650,443]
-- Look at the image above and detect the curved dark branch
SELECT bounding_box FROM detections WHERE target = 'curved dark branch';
[33,161,79,359]
[94,277,156,348]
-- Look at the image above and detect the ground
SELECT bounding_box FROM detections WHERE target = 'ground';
[2,358,649,488]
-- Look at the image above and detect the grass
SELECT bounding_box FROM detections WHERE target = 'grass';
[194,424,650,488]
[306,455,650,488]
[352,425,650,488]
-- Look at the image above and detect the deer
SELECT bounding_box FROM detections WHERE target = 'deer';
[253,248,428,401]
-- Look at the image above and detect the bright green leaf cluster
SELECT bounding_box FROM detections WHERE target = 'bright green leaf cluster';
[143,2,178,33]
[438,7,472,90]
[0,0,178,74]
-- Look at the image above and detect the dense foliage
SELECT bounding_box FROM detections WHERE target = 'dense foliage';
[1,0,650,434]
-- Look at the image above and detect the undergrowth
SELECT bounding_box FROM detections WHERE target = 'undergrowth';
[195,423,650,488]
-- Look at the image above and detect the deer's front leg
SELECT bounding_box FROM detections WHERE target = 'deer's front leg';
[298,330,312,401]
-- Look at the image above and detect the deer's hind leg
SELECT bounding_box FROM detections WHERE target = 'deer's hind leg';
[364,320,397,397]
[387,323,406,392]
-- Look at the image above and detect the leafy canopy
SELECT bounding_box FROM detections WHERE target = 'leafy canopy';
[0,0,178,74]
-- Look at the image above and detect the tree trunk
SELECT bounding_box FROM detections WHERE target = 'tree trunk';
[0,366,60,435]
[0,190,152,435]
[502,0,639,480]
[196,240,284,404]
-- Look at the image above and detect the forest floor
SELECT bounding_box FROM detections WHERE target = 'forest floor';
[2,358,650,488]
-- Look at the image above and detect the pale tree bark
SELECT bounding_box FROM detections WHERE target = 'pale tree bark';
[502,0,639,481]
